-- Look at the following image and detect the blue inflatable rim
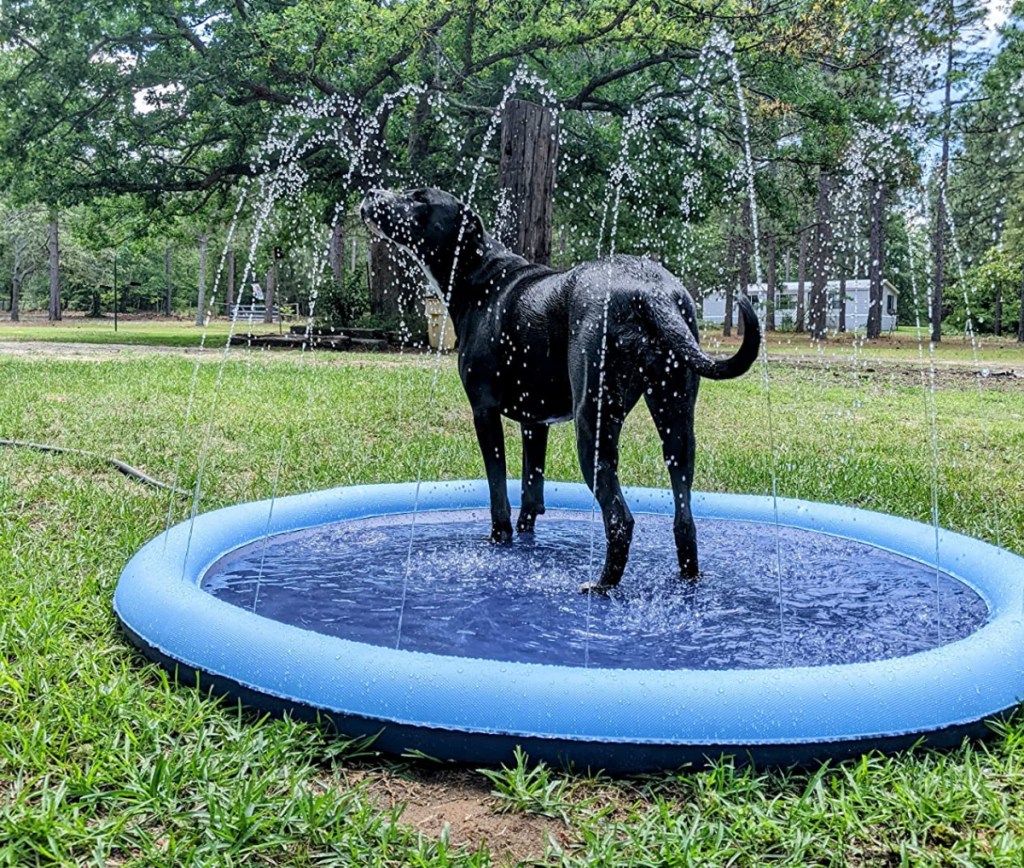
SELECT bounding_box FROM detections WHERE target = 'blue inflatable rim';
[114,481,1024,770]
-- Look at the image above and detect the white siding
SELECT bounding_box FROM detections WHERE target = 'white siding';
[701,280,898,333]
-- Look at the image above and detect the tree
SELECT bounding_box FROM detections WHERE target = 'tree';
[0,206,46,321]
[47,213,60,321]
[929,0,987,342]
[808,169,833,340]
[0,0,972,337]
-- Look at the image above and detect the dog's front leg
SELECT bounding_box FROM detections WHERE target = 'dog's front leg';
[517,423,548,533]
[473,407,513,543]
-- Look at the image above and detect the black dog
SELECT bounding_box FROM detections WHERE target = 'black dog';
[361,188,760,592]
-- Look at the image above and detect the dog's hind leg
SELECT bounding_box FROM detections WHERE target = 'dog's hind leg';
[574,406,634,593]
[473,407,513,543]
[517,422,548,533]
[644,381,700,579]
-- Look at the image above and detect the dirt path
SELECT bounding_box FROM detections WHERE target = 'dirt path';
[0,340,207,361]
[774,355,1024,390]
[0,340,426,367]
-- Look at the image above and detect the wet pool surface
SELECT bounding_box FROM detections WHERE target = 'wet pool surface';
[201,509,988,671]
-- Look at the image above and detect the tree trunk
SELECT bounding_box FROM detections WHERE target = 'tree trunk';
[368,237,425,332]
[329,221,344,319]
[764,230,776,332]
[48,213,61,321]
[737,199,751,337]
[264,262,276,324]
[838,274,847,333]
[931,32,955,343]
[796,223,807,333]
[11,234,21,322]
[993,285,1002,336]
[164,246,173,317]
[329,222,344,289]
[195,233,208,326]
[809,171,833,341]
[1018,265,1024,342]
[226,250,235,310]
[931,203,946,343]
[723,228,737,338]
[867,179,886,339]
[498,99,558,265]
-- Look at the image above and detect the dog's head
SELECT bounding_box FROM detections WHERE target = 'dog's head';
[360,188,486,296]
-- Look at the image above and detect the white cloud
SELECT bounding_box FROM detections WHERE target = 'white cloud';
[133,84,182,114]
[985,0,1011,33]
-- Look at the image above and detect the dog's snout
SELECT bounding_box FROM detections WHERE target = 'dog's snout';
[359,188,391,217]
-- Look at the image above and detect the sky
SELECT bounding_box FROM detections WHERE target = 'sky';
[981,0,1012,52]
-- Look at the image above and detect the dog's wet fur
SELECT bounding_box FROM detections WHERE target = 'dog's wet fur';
[361,187,761,592]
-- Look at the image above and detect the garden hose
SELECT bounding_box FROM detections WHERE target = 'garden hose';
[0,439,189,497]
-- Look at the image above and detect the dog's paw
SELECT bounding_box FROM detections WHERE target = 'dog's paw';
[490,522,514,544]
[515,512,537,534]
[578,581,611,596]
[678,563,701,582]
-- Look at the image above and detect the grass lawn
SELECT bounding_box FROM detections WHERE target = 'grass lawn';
[2,345,1024,865]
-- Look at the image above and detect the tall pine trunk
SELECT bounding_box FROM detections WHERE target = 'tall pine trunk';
[764,230,776,332]
[48,213,61,321]
[164,246,173,317]
[931,31,955,343]
[329,221,344,319]
[867,179,886,339]
[11,233,22,322]
[737,199,751,337]
[264,261,277,324]
[195,233,208,326]
[226,250,235,310]
[1018,264,1024,342]
[838,274,847,333]
[809,171,832,341]
[723,227,737,338]
[796,222,808,333]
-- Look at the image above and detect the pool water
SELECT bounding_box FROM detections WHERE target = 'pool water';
[202,509,987,671]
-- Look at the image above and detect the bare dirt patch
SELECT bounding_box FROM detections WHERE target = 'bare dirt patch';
[3,338,1021,389]
[781,357,1024,390]
[352,767,572,866]
[0,340,205,361]
[0,339,439,368]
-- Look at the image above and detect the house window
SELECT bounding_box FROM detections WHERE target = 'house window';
[886,294,896,315]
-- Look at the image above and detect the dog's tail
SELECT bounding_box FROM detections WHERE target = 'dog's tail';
[649,294,761,381]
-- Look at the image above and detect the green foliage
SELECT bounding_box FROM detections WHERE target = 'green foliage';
[947,246,1024,335]
[0,0,1017,333]
[478,747,571,821]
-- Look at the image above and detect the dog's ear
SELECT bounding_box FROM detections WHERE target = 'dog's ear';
[460,208,486,246]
